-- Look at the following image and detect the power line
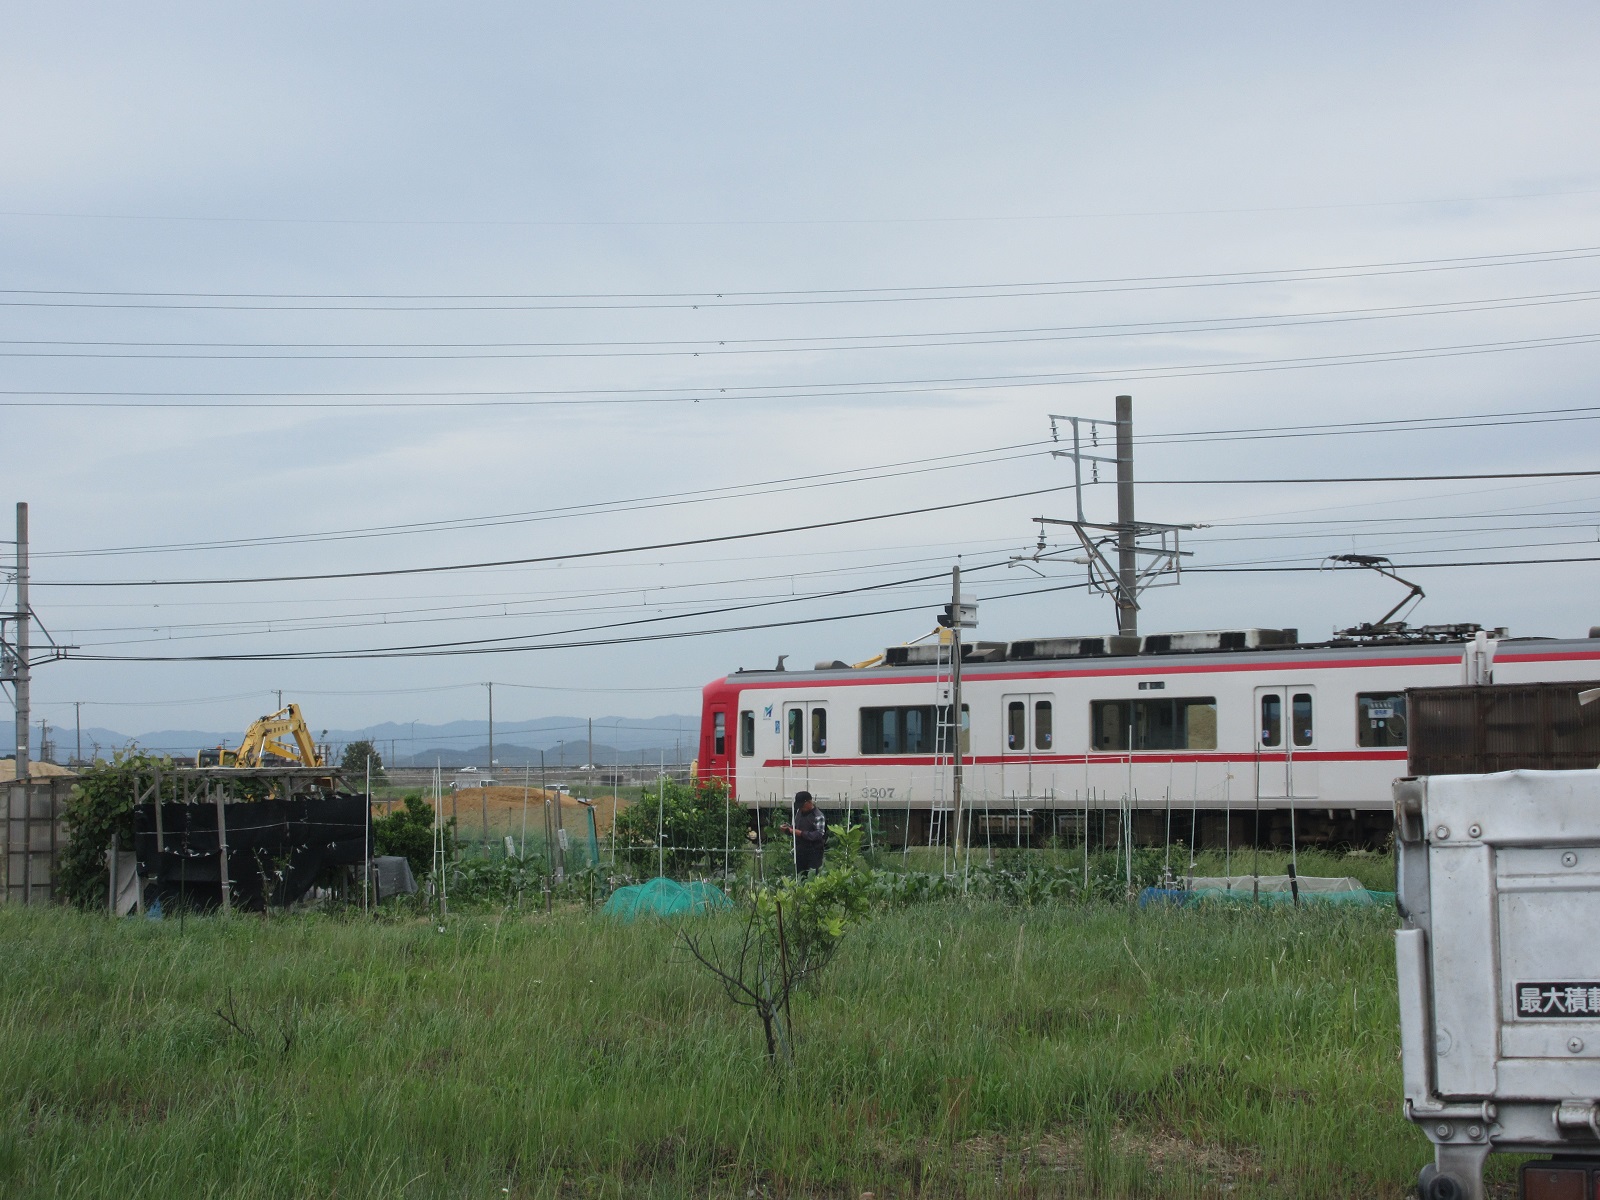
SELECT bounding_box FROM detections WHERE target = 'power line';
[1138,405,1600,446]
[30,405,1599,566]
[62,576,1076,662]
[4,245,1598,311]
[36,538,1030,608]
[32,441,1052,559]
[58,553,1600,664]
[35,470,1600,590]
[8,289,1600,360]
[9,330,1600,409]
[66,559,1013,652]
[52,514,1600,643]
[53,548,1016,636]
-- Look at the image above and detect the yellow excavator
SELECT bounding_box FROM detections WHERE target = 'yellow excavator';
[198,704,326,768]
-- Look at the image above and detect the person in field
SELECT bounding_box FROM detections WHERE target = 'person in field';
[781,790,827,875]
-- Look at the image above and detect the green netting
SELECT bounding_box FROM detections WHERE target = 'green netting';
[602,877,733,920]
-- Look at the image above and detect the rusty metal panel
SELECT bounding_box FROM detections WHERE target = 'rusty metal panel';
[1408,682,1600,776]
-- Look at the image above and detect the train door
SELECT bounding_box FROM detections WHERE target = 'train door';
[1253,686,1318,800]
[780,699,830,792]
[1001,692,1055,797]
[705,703,732,786]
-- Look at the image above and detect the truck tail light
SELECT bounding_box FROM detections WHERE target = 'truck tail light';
[1520,1161,1590,1200]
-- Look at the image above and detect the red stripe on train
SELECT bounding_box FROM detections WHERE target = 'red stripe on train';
[760,749,1409,768]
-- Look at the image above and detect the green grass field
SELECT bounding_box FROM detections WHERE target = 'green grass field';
[0,886,1492,1199]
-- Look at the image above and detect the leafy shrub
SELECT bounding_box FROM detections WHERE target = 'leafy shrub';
[372,792,449,879]
[612,777,744,877]
[445,855,545,905]
[681,834,875,1060]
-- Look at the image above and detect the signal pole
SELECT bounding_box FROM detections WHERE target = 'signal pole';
[950,566,964,867]
[1114,395,1138,638]
[14,503,28,783]
[939,568,977,880]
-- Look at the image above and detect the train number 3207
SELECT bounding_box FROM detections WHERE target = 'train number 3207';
[859,787,896,800]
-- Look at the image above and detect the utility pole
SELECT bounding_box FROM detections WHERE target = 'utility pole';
[949,566,964,867]
[1031,396,1193,634]
[74,700,82,764]
[1114,394,1138,638]
[14,502,28,783]
[938,567,976,879]
[274,689,283,712]
[484,682,494,847]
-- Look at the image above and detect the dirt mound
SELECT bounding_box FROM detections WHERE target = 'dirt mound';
[455,785,628,834]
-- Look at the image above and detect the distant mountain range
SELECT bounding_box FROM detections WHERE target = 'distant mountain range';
[4,714,701,770]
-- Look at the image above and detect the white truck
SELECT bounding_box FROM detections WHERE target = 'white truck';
[1396,768,1600,1200]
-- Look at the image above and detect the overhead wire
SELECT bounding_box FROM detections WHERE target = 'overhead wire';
[8,330,1600,408]
[31,440,1055,559]
[48,509,1600,642]
[32,469,1600,590]
[58,552,1600,664]
[21,404,1599,566]
[3,243,1598,310]
[7,288,1600,360]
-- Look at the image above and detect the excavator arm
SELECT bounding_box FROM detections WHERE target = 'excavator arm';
[233,704,324,768]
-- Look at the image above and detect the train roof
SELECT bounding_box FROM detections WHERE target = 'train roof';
[724,625,1600,683]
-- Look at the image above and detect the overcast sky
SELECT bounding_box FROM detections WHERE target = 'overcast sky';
[4,2,1599,751]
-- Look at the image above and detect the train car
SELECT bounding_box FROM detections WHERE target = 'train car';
[698,625,1600,848]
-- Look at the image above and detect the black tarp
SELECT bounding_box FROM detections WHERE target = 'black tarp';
[133,793,371,911]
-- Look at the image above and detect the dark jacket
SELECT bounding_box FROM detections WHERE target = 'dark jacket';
[792,804,827,871]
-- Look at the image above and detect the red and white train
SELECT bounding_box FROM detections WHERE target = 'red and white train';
[697,625,1600,847]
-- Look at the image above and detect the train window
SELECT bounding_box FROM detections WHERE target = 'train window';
[1260,694,1282,747]
[903,707,933,753]
[1035,701,1053,750]
[1007,701,1025,749]
[713,711,727,756]
[786,708,803,756]
[861,708,894,754]
[1292,693,1314,747]
[811,708,827,754]
[1093,698,1219,750]
[1357,692,1407,747]
[739,710,755,757]
[861,706,949,754]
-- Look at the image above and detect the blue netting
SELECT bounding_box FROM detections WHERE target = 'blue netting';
[1185,887,1395,907]
[603,876,733,920]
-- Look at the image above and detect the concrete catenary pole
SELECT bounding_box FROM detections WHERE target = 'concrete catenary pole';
[949,565,964,871]
[14,503,28,783]
[1114,395,1138,639]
